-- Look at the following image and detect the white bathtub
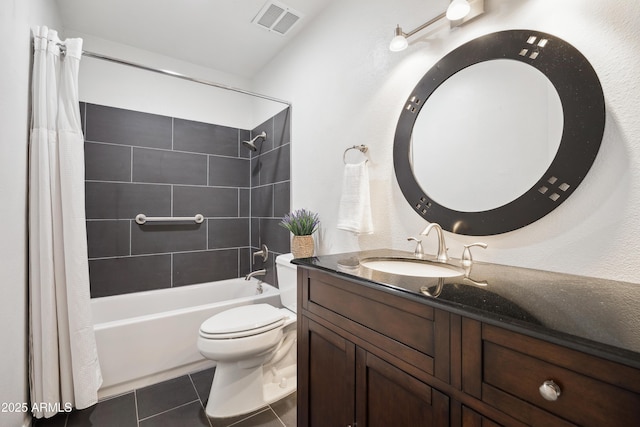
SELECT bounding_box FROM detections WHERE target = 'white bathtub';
[91,278,281,399]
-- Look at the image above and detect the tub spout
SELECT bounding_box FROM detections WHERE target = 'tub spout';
[245,269,266,280]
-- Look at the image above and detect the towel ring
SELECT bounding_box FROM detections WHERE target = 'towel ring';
[343,144,369,164]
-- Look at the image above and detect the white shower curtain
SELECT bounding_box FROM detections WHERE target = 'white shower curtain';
[29,26,102,419]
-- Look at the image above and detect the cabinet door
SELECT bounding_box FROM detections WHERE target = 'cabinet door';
[299,318,356,427]
[461,406,502,427]
[356,349,449,427]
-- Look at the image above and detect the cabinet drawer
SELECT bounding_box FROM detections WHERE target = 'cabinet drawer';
[482,325,640,426]
[304,270,436,356]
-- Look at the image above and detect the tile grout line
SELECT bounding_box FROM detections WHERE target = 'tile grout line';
[248,130,253,257]
[226,408,274,427]
[170,183,174,289]
[128,144,133,266]
[187,372,200,402]
[188,373,214,427]
[134,390,140,427]
[137,399,201,423]
[271,183,275,218]
[267,404,287,427]
[85,179,250,189]
[88,246,254,262]
[85,137,249,160]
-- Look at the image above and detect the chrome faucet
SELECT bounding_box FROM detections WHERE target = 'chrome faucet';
[245,269,267,281]
[420,223,450,263]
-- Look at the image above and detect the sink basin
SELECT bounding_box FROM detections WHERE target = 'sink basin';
[360,258,464,278]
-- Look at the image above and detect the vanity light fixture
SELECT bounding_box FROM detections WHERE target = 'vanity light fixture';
[389,0,484,52]
[389,25,409,52]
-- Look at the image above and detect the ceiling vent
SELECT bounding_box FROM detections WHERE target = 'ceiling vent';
[252,1,304,36]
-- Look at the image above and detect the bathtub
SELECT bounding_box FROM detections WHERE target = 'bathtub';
[91,278,281,399]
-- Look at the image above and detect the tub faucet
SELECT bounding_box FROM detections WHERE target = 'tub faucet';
[245,269,267,281]
[253,244,269,264]
[420,223,450,263]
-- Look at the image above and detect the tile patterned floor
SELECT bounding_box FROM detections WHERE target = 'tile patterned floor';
[34,368,296,427]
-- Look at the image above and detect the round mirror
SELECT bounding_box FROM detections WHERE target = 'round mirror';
[394,30,605,235]
[411,59,563,212]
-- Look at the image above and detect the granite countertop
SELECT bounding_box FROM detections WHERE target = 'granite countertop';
[292,249,640,369]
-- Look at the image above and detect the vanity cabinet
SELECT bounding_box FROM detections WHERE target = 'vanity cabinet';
[297,266,640,427]
[298,268,450,427]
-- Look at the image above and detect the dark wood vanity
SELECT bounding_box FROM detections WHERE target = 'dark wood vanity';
[295,252,640,426]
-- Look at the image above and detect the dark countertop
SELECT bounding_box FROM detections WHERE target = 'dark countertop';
[292,249,640,369]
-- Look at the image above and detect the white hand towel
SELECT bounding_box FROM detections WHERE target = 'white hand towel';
[337,160,374,234]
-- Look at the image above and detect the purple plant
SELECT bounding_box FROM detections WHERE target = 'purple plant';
[280,209,320,236]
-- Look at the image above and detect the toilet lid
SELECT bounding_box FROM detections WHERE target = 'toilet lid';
[199,304,285,338]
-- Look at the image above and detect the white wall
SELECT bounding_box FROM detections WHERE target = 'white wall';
[253,0,640,284]
[64,30,287,130]
[1,3,62,425]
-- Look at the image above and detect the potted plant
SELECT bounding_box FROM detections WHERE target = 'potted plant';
[280,208,320,258]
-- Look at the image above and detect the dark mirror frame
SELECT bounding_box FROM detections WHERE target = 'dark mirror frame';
[393,29,605,235]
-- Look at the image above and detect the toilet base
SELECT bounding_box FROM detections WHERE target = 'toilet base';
[200,309,298,419]
[204,361,297,419]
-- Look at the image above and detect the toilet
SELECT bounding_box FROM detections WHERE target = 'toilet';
[197,253,298,419]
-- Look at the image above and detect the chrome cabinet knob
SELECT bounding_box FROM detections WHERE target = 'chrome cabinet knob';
[539,380,562,401]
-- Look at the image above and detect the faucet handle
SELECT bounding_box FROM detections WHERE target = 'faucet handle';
[461,243,488,267]
[407,237,424,258]
[252,244,269,264]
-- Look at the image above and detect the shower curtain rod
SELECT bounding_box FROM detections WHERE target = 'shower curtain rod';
[80,49,291,106]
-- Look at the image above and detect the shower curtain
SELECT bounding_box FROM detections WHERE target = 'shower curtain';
[29,26,102,419]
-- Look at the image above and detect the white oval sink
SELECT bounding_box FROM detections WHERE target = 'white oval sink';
[360,258,464,278]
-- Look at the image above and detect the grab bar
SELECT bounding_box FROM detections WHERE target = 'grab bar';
[135,213,204,225]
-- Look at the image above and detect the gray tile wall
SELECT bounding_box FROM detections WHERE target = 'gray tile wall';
[249,109,292,287]
[83,103,291,298]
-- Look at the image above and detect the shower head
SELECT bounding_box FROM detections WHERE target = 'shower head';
[242,140,258,152]
[242,131,267,152]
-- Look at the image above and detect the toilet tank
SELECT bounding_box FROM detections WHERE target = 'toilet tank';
[276,253,297,313]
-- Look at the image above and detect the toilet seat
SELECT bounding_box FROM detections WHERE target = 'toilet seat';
[199,304,286,339]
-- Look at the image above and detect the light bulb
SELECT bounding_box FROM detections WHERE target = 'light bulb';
[389,25,408,52]
[389,35,408,52]
[446,0,471,21]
